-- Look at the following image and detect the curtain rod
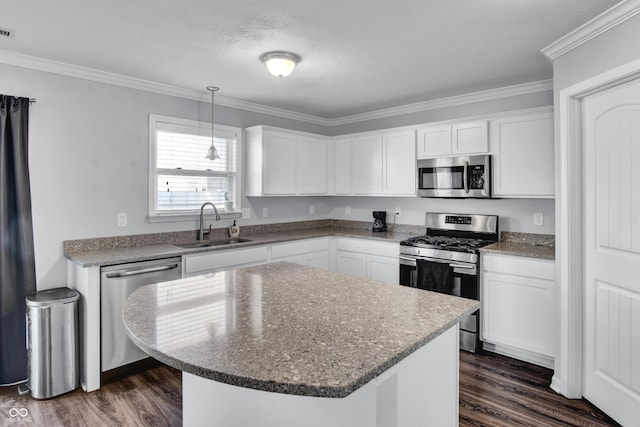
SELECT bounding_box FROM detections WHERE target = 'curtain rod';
[29,98,36,104]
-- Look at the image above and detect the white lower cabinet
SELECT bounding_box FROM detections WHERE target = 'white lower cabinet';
[184,246,270,277]
[335,238,399,285]
[183,237,399,284]
[270,237,330,270]
[481,253,555,368]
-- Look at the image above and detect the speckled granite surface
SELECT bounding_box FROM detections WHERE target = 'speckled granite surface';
[480,232,555,260]
[64,220,424,267]
[123,262,478,398]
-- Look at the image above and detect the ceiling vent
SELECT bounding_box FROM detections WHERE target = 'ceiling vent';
[0,28,14,38]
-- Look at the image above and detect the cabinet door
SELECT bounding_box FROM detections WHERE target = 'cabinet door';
[300,252,330,270]
[383,131,416,195]
[298,136,328,195]
[451,121,488,154]
[367,255,399,285]
[351,134,383,195]
[490,112,554,198]
[417,125,452,157]
[333,139,351,195]
[482,270,555,357]
[263,131,297,195]
[336,251,367,278]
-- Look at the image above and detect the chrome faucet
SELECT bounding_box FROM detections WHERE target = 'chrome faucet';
[198,202,221,240]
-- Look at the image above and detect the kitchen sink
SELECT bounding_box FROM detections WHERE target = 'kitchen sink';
[175,238,253,249]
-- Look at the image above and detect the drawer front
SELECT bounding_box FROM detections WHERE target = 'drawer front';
[185,246,269,275]
[271,238,329,258]
[335,237,399,258]
[482,254,554,281]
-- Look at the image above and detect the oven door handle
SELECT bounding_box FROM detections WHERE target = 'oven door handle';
[449,262,475,269]
[399,256,417,266]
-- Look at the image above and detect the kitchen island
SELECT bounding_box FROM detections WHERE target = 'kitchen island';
[123,262,478,427]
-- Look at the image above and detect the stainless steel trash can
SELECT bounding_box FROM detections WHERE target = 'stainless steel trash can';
[26,287,80,399]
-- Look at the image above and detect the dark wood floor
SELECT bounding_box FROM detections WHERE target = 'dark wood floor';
[459,351,619,427]
[0,351,620,426]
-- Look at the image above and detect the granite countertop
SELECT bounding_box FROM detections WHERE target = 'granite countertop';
[479,232,555,260]
[64,223,418,267]
[123,262,478,398]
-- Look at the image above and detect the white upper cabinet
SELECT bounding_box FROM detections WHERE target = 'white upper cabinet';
[334,129,416,196]
[490,110,554,198]
[298,135,328,195]
[417,121,488,158]
[383,130,416,195]
[246,126,329,196]
[451,121,488,154]
[351,134,383,195]
[417,124,452,157]
[263,130,297,195]
[333,138,351,195]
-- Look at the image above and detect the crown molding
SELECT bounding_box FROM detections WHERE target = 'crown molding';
[542,0,640,61]
[328,80,553,126]
[0,49,552,127]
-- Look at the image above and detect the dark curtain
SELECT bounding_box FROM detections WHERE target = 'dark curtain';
[0,95,35,385]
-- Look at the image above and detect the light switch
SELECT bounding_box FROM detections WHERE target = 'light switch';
[533,212,544,226]
[309,205,315,215]
[242,208,251,219]
[262,207,269,218]
[346,206,351,215]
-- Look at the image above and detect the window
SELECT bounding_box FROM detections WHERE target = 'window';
[149,114,241,218]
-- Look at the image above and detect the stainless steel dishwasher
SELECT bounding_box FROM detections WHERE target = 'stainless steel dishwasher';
[100,257,182,372]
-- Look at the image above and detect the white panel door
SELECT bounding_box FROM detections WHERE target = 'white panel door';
[351,134,383,195]
[583,77,640,427]
[383,130,416,195]
[263,131,297,195]
[298,136,328,195]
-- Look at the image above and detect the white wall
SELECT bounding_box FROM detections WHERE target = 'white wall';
[327,196,554,235]
[0,62,554,290]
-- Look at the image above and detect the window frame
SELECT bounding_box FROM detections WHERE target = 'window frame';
[148,114,242,222]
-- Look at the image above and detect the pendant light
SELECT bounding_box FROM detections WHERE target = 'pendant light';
[205,85,221,160]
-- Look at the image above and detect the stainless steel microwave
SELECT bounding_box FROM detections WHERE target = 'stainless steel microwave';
[417,155,491,198]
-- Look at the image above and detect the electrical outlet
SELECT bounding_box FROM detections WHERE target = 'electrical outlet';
[346,206,351,215]
[309,205,315,215]
[533,212,544,226]
[262,207,269,218]
[117,213,127,227]
[395,207,401,217]
[242,208,251,219]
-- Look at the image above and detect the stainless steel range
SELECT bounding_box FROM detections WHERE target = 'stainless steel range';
[399,213,498,353]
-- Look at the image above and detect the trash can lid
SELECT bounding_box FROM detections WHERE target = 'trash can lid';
[26,287,80,306]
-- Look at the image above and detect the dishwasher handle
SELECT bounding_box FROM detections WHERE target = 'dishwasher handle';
[104,263,180,278]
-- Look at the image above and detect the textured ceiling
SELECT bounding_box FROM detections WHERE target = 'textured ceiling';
[0,0,621,119]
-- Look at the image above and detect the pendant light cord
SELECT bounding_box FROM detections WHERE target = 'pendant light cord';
[207,86,219,147]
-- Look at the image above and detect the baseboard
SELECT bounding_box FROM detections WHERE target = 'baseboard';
[482,341,554,369]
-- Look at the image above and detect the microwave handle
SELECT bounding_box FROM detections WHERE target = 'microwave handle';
[463,161,469,194]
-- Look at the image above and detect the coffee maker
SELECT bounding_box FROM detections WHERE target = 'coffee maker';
[372,211,387,232]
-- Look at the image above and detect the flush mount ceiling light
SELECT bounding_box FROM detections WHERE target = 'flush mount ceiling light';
[205,85,221,161]
[259,51,301,78]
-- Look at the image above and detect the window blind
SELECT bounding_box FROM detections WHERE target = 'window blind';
[151,116,239,215]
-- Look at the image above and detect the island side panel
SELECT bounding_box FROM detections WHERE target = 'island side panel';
[182,324,459,427]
